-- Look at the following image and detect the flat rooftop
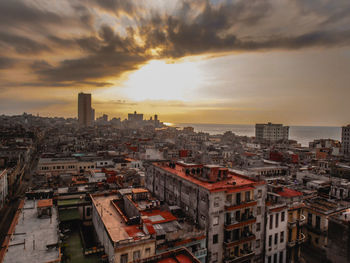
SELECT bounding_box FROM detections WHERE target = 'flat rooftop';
[91,194,150,244]
[38,157,78,164]
[2,199,60,263]
[153,162,256,192]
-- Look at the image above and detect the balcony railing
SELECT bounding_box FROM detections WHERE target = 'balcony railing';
[297,233,306,244]
[224,233,255,247]
[225,200,257,210]
[224,251,255,263]
[287,240,296,247]
[298,215,306,225]
[193,248,207,258]
[225,215,256,227]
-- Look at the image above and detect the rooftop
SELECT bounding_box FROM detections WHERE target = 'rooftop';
[305,197,348,214]
[90,193,151,245]
[275,187,303,198]
[153,162,256,193]
[133,248,200,263]
[1,199,60,263]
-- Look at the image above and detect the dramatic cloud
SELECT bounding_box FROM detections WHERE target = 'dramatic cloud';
[1,0,350,87]
[0,0,350,124]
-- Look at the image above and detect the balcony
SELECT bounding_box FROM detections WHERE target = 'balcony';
[305,224,327,236]
[287,220,297,228]
[224,251,255,263]
[287,240,296,247]
[224,233,255,248]
[298,215,306,225]
[193,248,207,258]
[225,215,256,230]
[225,200,257,211]
[297,233,306,244]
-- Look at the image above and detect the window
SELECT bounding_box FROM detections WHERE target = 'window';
[226,194,232,202]
[213,216,219,226]
[257,206,261,215]
[245,191,250,202]
[315,237,319,244]
[120,254,128,263]
[236,192,241,205]
[279,251,283,263]
[269,235,272,247]
[316,216,321,230]
[133,251,141,261]
[212,252,218,262]
[280,231,284,243]
[281,211,285,222]
[257,189,262,198]
[270,214,273,229]
[256,223,261,232]
[268,256,272,263]
[256,239,260,248]
[275,213,279,228]
[86,207,91,217]
[145,248,151,255]
[307,213,312,225]
[213,234,218,244]
[214,197,220,207]
[274,253,277,263]
[274,233,278,245]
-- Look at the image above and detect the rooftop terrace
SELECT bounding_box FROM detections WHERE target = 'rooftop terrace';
[1,199,60,263]
[153,162,257,192]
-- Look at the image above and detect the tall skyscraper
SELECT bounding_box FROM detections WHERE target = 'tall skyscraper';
[78,92,92,127]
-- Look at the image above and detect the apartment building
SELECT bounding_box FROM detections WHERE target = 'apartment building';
[341,125,350,156]
[91,192,156,263]
[0,169,8,209]
[37,157,96,176]
[265,202,288,263]
[146,161,265,263]
[268,186,305,263]
[255,123,289,142]
[302,197,348,258]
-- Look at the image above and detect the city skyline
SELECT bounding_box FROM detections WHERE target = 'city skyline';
[0,0,350,126]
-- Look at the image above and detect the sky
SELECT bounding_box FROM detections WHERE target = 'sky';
[0,0,350,126]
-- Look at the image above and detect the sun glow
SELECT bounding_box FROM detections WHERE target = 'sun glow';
[121,60,202,101]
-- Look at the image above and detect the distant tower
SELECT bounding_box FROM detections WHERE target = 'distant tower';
[78,93,92,127]
[91,108,95,122]
[342,125,350,156]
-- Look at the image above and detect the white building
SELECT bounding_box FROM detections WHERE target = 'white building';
[255,123,289,142]
[265,203,288,263]
[0,170,8,209]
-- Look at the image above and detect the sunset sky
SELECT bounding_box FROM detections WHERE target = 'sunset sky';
[0,0,349,125]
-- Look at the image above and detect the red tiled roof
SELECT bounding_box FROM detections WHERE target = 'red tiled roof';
[124,225,144,238]
[153,163,256,193]
[276,187,302,197]
[145,223,156,235]
[176,254,194,263]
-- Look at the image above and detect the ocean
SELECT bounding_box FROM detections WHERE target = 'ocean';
[174,123,342,147]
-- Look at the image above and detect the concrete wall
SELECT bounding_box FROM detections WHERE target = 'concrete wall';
[265,208,288,263]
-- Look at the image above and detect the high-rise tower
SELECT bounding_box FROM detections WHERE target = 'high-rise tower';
[78,92,92,127]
